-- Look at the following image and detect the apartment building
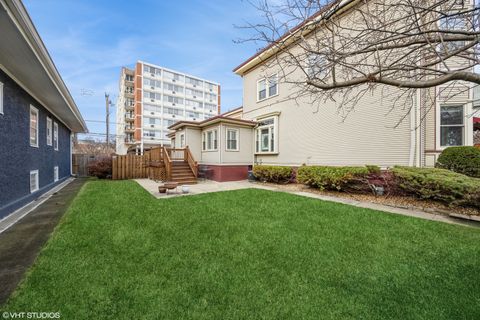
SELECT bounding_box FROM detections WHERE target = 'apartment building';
[116,61,221,154]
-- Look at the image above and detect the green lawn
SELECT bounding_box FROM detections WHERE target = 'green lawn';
[2,181,480,319]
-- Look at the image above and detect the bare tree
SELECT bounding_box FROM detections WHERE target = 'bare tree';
[238,0,480,120]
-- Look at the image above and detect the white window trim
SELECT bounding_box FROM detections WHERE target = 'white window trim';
[257,73,279,102]
[0,81,4,114]
[53,122,59,151]
[46,117,53,146]
[436,104,466,150]
[30,170,39,193]
[225,128,240,151]
[255,116,279,155]
[54,166,59,182]
[202,128,218,151]
[30,105,39,148]
[179,133,185,148]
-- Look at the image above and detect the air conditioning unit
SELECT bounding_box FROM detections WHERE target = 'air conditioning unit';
[193,85,196,88]
[193,96,196,98]
[151,86,154,90]
[151,99,154,102]
[172,91,176,94]
[172,115,176,118]
[193,107,196,110]
[172,103,176,106]
[172,79,176,82]
[150,125,154,128]
[151,73,155,77]
[151,112,154,115]
[193,118,196,121]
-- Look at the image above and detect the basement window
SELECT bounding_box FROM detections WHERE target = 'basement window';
[30,170,39,193]
[54,166,59,182]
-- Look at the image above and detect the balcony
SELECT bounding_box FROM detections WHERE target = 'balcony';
[125,138,135,145]
[125,126,135,133]
[125,113,135,121]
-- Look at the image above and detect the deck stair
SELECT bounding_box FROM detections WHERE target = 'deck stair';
[163,146,198,185]
[171,161,197,185]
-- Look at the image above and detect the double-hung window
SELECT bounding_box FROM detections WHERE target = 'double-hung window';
[307,54,327,78]
[226,128,239,151]
[440,105,464,147]
[255,117,277,153]
[438,16,467,52]
[53,122,59,151]
[46,117,52,146]
[30,105,39,147]
[202,129,218,151]
[257,74,278,101]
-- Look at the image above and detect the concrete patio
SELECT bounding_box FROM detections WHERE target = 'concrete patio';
[134,179,277,198]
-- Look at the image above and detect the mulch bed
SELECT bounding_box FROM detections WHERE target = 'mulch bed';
[258,182,480,217]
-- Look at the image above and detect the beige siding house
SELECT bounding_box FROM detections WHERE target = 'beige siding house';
[168,0,476,181]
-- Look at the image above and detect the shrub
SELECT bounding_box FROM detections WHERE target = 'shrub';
[366,165,381,174]
[436,146,480,178]
[392,166,480,208]
[253,165,293,183]
[297,166,369,191]
[88,157,112,179]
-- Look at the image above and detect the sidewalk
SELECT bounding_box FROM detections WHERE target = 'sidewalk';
[0,178,87,305]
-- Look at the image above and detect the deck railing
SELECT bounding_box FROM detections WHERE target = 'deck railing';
[163,147,198,180]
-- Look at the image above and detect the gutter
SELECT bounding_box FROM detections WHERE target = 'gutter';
[233,0,358,76]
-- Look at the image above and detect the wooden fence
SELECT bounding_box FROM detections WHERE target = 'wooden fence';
[112,148,166,180]
[73,154,107,177]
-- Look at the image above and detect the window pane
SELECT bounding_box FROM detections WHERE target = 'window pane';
[270,128,274,152]
[258,80,266,100]
[261,129,269,151]
[441,106,463,125]
[441,126,463,146]
[269,76,277,96]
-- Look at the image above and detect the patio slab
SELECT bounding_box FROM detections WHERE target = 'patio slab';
[134,179,276,198]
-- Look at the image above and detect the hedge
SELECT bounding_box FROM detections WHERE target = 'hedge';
[392,166,480,208]
[252,165,294,183]
[296,166,369,191]
[436,146,480,178]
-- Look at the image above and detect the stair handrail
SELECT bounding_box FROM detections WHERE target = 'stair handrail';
[185,146,198,178]
[163,146,172,181]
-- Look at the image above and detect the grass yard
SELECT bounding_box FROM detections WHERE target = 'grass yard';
[2,180,480,319]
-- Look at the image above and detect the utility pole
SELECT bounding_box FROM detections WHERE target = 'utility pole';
[105,93,110,147]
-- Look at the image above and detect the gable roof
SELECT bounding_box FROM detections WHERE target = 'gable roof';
[0,0,87,132]
[233,0,357,76]
[168,115,256,131]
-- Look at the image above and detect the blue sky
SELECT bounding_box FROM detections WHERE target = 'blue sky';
[23,0,262,138]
